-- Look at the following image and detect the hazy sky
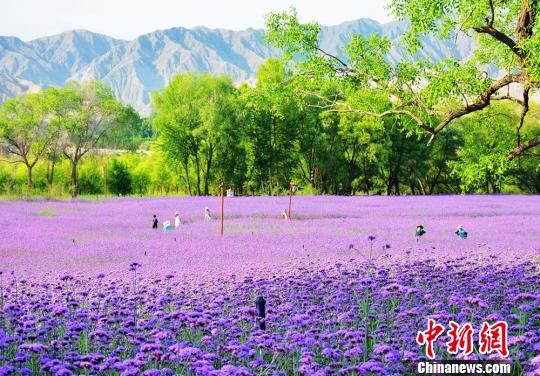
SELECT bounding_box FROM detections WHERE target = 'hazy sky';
[0,0,394,41]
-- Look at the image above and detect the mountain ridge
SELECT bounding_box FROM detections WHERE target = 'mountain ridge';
[0,19,476,115]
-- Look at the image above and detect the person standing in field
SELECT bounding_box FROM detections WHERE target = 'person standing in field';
[455,225,468,239]
[174,211,181,228]
[204,207,212,221]
[152,214,158,229]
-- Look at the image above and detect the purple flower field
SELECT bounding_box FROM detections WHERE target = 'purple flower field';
[0,195,539,375]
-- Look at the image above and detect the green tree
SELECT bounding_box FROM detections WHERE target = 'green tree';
[153,73,240,195]
[241,59,301,194]
[50,81,129,198]
[265,2,540,161]
[0,91,58,189]
[449,106,518,193]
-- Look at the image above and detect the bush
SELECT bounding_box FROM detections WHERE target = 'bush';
[132,170,150,196]
[109,159,132,196]
[78,166,104,195]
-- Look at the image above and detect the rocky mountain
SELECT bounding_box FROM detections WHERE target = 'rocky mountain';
[0,19,476,115]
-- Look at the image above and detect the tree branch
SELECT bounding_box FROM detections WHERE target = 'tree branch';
[491,95,524,106]
[472,25,520,56]
[508,135,540,160]
[517,86,530,146]
[0,158,22,164]
[302,89,434,133]
[430,73,523,138]
[314,46,350,68]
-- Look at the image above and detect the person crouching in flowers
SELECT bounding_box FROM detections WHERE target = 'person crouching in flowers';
[455,225,468,239]
[163,220,173,231]
[280,209,289,220]
[415,225,426,241]
[174,211,181,228]
[204,207,212,221]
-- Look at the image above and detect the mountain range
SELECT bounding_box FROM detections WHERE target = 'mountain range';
[0,19,477,115]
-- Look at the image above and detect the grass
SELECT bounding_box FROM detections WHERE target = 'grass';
[37,210,57,216]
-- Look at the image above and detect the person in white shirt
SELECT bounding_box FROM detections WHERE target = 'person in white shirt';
[174,211,181,228]
[204,207,212,221]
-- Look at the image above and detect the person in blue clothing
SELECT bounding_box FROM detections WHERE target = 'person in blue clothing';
[455,225,468,239]
[163,220,173,231]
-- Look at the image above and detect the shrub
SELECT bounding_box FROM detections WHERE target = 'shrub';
[109,159,132,196]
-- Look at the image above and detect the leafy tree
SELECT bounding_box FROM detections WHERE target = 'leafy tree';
[417,128,463,194]
[0,91,58,189]
[50,81,129,197]
[265,3,540,161]
[241,59,301,194]
[132,169,151,196]
[449,105,518,192]
[113,105,144,151]
[153,73,240,195]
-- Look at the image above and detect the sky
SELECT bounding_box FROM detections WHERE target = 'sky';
[0,0,394,41]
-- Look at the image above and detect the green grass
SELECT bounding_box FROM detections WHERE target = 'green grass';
[37,210,57,216]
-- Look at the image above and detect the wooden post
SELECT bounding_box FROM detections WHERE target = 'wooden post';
[288,182,297,219]
[288,183,293,219]
[220,181,224,237]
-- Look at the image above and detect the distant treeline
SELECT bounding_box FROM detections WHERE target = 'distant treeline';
[0,60,538,197]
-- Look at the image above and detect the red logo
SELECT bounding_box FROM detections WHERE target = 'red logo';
[417,320,508,359]
[446,321,474,355]
[479,321,509,357]
[416,318,445,359]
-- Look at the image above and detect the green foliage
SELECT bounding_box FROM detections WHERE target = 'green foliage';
[264,8,320,60]
[38,210,57,217]
[264,3,540,164]
[109,159,132,196]
[448,105,520,193]
[48,81,135,197]
[78,163,104,195]
[153,73,243,195]
[0,59,538,198]
[346,34,392,83]
[0,90,60,188]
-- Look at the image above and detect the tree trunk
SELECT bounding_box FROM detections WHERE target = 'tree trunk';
[194,154,201,196]
[26,164,33,189]
[516,0,537,41]
[429,165,444,194]
[409,177,416,195]
[70,160,78,198]
[183,161,192,196]
[386,175,393,195]
[417,178,427,195]
[47,161,56,186]
[344,160,356,195]
[204,145,213,196]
